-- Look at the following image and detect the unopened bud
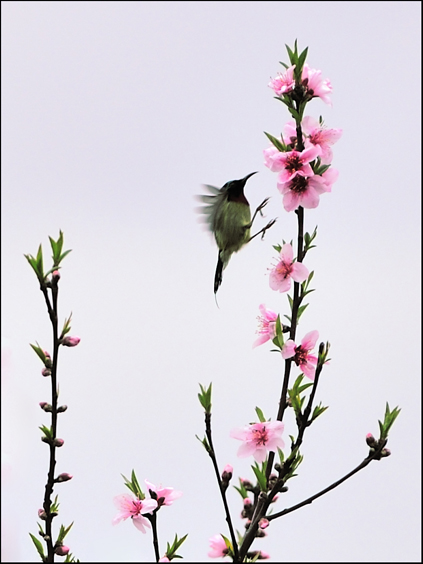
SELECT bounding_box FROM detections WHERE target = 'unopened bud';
[56,473,73,483]
[247,551,270,560]
[54,545,70,556]
[38,509,47,520]
[240,478,253,491]
[61,336,80,347]
[221,464,233,489]
[259,518,269,530]
[57,405,68,413]
[380,448,391,458]
[366,433,378,448]
[52,270,61,282]
[53,438,64,447]
[39,402,52,412]
[41,367,52,377]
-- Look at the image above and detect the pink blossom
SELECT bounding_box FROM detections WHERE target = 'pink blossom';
[159,558,170,563]
[208,534,229,558]
[112,493,158,533]
[265,145,321,181]
[268,65,296,96]
[301,64,333,105]
[277,170,334,212]
[230,421,285,463]
[62,336,80,347]
[145,479,182,508]
[56,473,73,483]
[253,304,277,348]
[284,117,342,164]
[282,330,319,380]
[269,243,309,293]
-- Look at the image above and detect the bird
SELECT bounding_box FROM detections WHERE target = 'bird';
[196,171,276,296]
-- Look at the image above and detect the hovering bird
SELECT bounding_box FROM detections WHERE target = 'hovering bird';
[196,172,276,295]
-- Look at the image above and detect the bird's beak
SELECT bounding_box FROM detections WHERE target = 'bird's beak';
[242,171,258,183]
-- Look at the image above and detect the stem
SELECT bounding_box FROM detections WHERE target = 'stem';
[149,512,160,562]
[41,284,60,562]
[205,413,239,561]
[267,441,388,522]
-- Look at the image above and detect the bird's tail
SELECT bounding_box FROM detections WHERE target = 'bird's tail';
[214,252,224,294]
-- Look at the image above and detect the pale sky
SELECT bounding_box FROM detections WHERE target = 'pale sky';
[1,1,421,562]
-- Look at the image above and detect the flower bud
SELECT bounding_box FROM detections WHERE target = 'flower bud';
[240,478,254,491]
[62,336,81,347]
[56,473,73,483]
[52,270,61,282]
[41,367,52,377]
[247,551,270,560]
[221,464,233,489]
[380,448,391,458]
[259,518,269,530]
[57,405,68,413]
[39,402,52,412]
[159,558,170,563]
[38,509,47,520]
[53,438,64,447]
[54,545,70,556]
[366,433,378,448]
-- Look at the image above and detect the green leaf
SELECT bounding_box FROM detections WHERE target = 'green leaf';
[29,532,45,561]
[30,343,47,364]
[297,46,309,73]
[285,43,295,65]
[264,131,287,152]
[297,303,309,321]
[255,406,266,423]
[198,383,212,413]
[288,107,300,121]
[57,522,74,543]
[252,461,267,492]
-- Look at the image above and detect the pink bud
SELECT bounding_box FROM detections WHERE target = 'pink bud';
[42,367,52,377]
[223,464,233,474]
[38,509,47,520]
[62,336,80,347]
[53,438,64,447]
[57,405,68,413]
[366,433,377,448]
[259,518,269,529]
[39,402,51,411]
[159,558,170,563]
[52,270,61,281]
[44,351,51,359]
[243,498,252,506]
[54,545,70,556]
[56,473,73,483]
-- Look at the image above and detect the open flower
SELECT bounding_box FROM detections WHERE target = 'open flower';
[268,65,296,96]
[230,421,285,463]
[145,479,182,508]
[265,145,321,181]
[208,534,229,558]
[253,304,277,348]
[112,493,157,533]
[282,330,319,380]
[283,116,342,164]
[277,169,336,212]
[301,64,333,105]
[269,243,309,293]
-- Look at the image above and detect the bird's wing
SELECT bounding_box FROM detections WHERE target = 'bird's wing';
[195,184,225,233]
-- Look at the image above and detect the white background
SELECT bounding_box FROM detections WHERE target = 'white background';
[2,1,421,562]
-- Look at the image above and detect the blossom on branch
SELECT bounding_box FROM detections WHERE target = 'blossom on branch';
[282,330,319,380]
[112,493,157,533]
[277,167,337,212]
[283,116,342,164]
[230,421,285,463]
[268,65,296,96]
[253,304,278,348]
[301,64,333,105]
[208,534,229,558]
[269,243,309,293]
[144,479,182,508]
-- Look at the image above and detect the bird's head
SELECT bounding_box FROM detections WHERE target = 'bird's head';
[224,171,258,203]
